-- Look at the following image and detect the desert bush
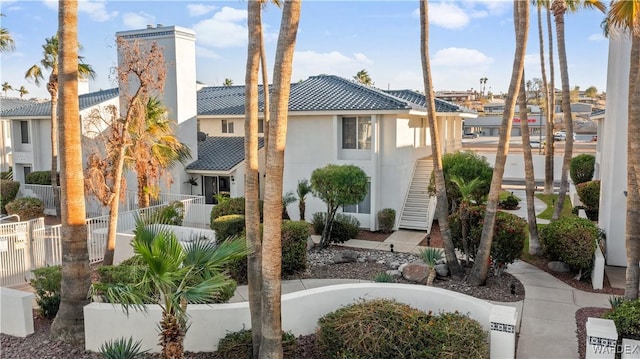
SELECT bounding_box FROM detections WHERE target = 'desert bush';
[210,197,263,226]
[0,179,19,214]
[281,220,309,274]
[576,180,600,221]
[5,197,44,220]
[212,214,246,240]
[25,170,56,185]
[449,206,526,271]
[603,299,640,341]
[216,329,297,359]
[539,217,599,274]
[499,192,520,210]
[30,266,61,319]
[570,154,595,185]
[312,212,360,244]
[99,337,149,359]
[317,299,488,359]
[377,208,396,233]
[153,201,185,226]
[429,151,493,213]
[374,272,394,282]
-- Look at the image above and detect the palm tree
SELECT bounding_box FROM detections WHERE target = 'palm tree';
[419,0,464,280]
[260,0,300,356]
[223,78,234,86]
[49,0,90,344]
[551,0,605,219]
[297,179,312,221]
[480,77,488,99]
[2,82,12,96]
[519,78,541,255]
[469,0,529,286]
[91,217,248,358]
[17,85,29,98]
[606,0,640,301]
[450,176,482,265]
[0,13,15,53]
[25,34,95,220]
[129,97,191,209]
[353,69,373,86]
[419,247,444,286]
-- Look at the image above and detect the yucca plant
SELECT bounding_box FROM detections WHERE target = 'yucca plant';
[374,272,394,283]
[419,248,444,286]
[91,214,248,359]
[296,179,312,221]
[99,337,148,359]
[609,295,624,310]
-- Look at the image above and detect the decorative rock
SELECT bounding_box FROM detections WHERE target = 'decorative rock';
[376,260,386,265]
[357,257,366,263]
[436,258,447,265]
[389,261,400,270]
[435,263,449,277]
[402,262,429,283]
[306,236,315,251]
[547,261,571,273]
[398,263,408,272]
[332,250,358,264]
[366,255,378,262]
[386,269,402,278]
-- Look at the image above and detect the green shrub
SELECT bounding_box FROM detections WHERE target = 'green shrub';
[499,192,520,210]
[576,180,600,221]
[374,272,394,282]
[216,328,297,359]
[539,217,599,274]
[29,266,61,319]
[99,337,149,359]
[212,214,246,240]
[377,208,396,233]
[25,170,54,185]
[0,179,19,214]
[154,201,185,226]
[210,197,264,225]
[281,220,309,275]
[603,299,640,341]
[311,212,360,244]
[449,206,526,270]
[5,197,44,220]
[317,299,487,359]
[429,151,493,213]
[570,154,595,185]
[0,170,12,180]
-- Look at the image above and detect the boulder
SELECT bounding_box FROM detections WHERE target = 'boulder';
[332,250,358,264]
[398,263,409,272]
[435,263,449,277]
[389,261,400,270]
[386,269,402,278]
[547,261,571,273]
[402,261,429,283]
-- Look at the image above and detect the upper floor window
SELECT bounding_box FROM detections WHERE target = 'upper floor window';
[20,121,29,144]
[222,120,234,134]
[342,116,371,150]
[258,119,264,134]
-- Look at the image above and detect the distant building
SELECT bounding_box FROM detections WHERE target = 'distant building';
[435,91,477,102]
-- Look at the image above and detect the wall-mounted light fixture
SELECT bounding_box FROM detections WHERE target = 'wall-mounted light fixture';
[231,176,235,183]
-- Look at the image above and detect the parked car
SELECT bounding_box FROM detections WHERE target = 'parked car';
[530,140,545,149]
[463,132,479,139]
[553,131,576,141]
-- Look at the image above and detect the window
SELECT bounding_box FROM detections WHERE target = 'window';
[258,119,264,134]
[23,166,31,181]
[20,121,29,144]
[222,120,234,134]
[342,116,371,149]
[343,181,371,214]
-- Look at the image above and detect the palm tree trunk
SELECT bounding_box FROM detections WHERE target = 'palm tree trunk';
[160,311,186,359]
[136,162,151,208]
[419,0,463,280]
[538,4,553,195]
[49,73,61,220]
[299,200,305,221]
[518,77,541,255]
[261,20,270,182]
[426,267,436,286]
[552,2,573,220]
[50,0,90,343]
[625,35,640,301]
[245,1,263,356]
[546,6,556,196]
[260,1,300,357]
[469,0,529,286]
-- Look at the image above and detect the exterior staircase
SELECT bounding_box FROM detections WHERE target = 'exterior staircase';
[398,158,437,232]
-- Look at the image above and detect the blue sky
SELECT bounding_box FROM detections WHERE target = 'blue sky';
[1,0,610,100]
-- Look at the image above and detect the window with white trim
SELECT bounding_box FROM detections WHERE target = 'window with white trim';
[222,120,234,134]
[343,181,371,214]
[20,121,29,144]
[342,116,371,149]
[258,119,264,134]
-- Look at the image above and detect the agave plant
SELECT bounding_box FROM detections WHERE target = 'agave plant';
[99,336,148,359]
[91,215,248,359]
[374,272,394,283]
[419,248,444,286]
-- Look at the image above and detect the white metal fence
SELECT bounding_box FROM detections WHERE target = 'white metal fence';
[1,191,207,287]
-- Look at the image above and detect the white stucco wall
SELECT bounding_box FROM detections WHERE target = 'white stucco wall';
[198,117,248,137]
[598,28,630,267]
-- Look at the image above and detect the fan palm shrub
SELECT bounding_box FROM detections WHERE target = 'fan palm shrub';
[91,215,248,359]
[419,248,444,286]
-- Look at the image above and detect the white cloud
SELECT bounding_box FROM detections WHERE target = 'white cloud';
[292,50,374,80]
[79,1,118,22]
[192,7,248,48]
[187,4,217,17]
[429,2,470,29]
[588,33,606,41]
[122,12,155,30]
[41,0,57,10]
[195,46,220,59]
[431,47,493,67]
